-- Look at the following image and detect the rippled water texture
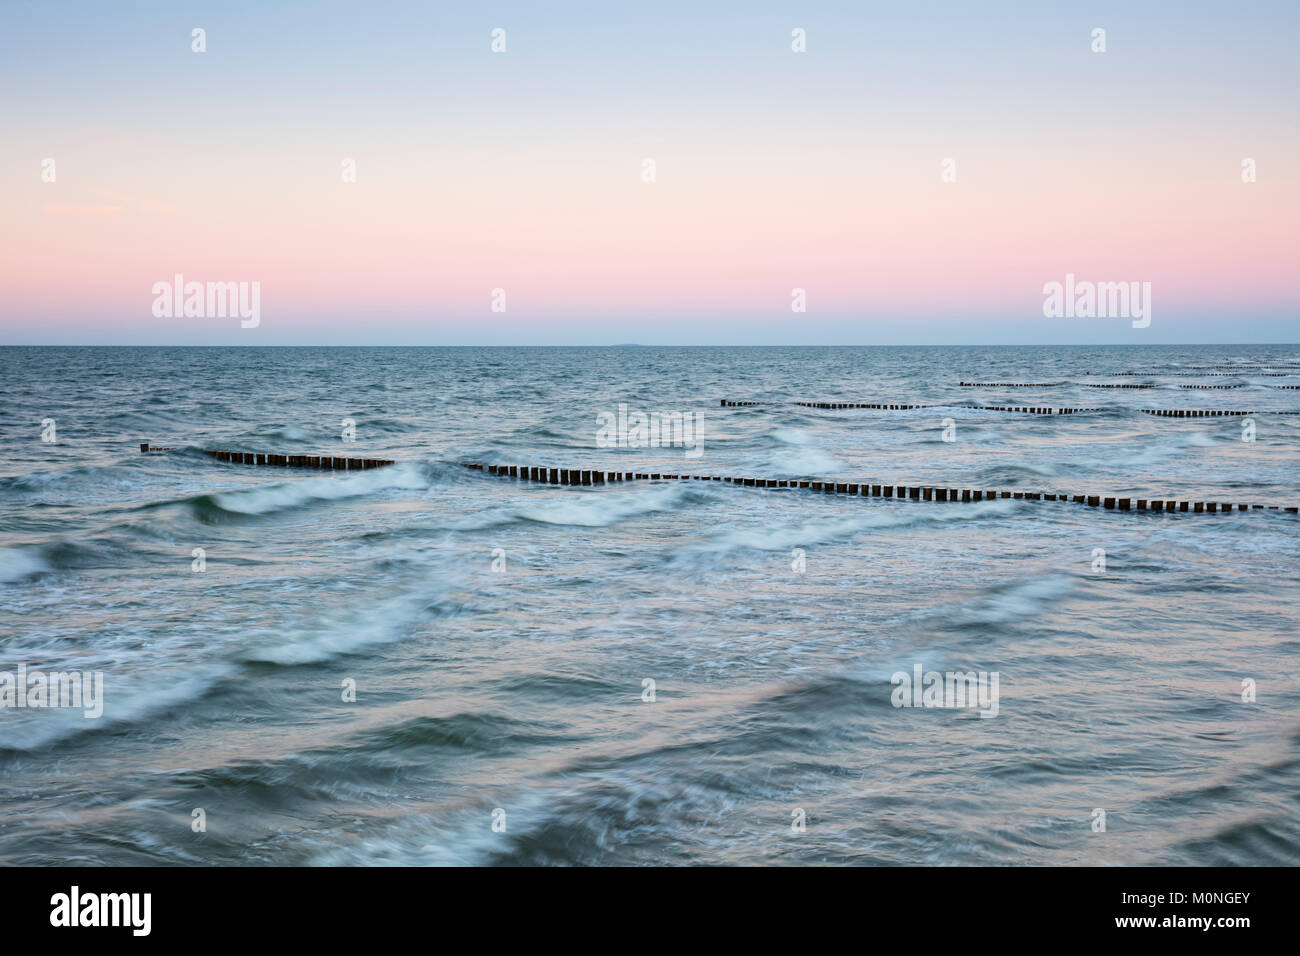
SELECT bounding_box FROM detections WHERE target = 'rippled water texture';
[1,345,1298,865]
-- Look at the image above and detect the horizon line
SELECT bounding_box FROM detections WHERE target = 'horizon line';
[3,342,1299,349]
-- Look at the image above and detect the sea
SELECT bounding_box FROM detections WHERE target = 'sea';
[1,344,1297,865]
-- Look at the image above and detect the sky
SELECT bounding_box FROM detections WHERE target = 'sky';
[1,0,1297,345]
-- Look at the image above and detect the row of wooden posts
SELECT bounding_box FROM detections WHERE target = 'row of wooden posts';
[961,381,1155,389]
[469,463,1298,514]
[134,444,1295,515]
[1106,371,1297,377]
[959,381,1274,390]
[785,401,1102,414]
[140,444,395,470]
[721,400,1297,417]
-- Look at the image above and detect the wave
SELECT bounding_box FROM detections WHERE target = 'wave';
[309,789,561,866]
[923,574,1076,629]
[1107,428,1220,469]
[346,711,575,754]
[0,547,49,584]
[748,428,843,474]
[767,427,819,446]
[0,662,236,753]
[191,463,429,518]
[511,483,691,527]
[260,426,311,441]
[237,592,454,666]
[972,460,1068,481]
[673,498,1017,560]
[0,454,170,493]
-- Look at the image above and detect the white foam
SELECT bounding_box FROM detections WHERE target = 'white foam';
[679,499,1016,558]
[310,789,556,866]
[0,662,235,752]
[0,548,48,584]
[240,594,433,666]
[512,483,687,527]
[942,574,1076,627]
[209,463,426,515]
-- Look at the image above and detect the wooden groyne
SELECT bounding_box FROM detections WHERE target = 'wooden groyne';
[960,381,1152,389]
[956,382,1066,388]
[465,463,1298,514]
[960,381,1251,390]
[135,442,1297,513]
[722,400,1298,418]
[1103,372,1298,377]
[140,444,395,470]
[1183,365,1300,371]
[790,401,1104,414]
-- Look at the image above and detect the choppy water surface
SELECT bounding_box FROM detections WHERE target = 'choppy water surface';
[1,345,1298,865]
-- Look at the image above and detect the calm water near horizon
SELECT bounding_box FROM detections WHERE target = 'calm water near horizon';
[1,344,1298,865]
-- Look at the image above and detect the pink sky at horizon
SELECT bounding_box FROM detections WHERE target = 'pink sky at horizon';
[3,3,1297,344]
